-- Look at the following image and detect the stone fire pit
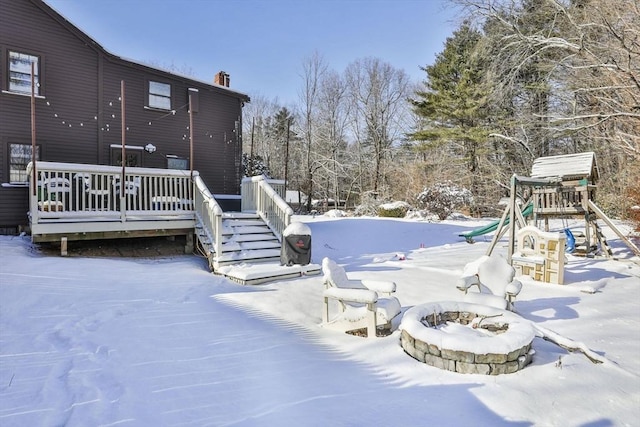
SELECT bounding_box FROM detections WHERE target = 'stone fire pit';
[400,301,536,375]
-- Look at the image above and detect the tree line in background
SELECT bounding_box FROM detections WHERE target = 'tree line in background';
[242,0,639,225]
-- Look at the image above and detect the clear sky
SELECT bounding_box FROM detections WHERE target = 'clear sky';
[45,0,459,105]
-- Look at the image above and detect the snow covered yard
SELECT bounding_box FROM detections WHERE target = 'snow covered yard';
[1,216,639,426]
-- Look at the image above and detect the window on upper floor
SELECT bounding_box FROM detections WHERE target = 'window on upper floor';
[9,143,40,184]
[148,81,171,110]
[8,51,40,95]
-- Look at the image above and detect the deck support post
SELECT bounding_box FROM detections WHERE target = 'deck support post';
[61,237,68,256]
[185,232,194,254]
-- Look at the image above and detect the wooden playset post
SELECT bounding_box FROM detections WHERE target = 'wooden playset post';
[507,175,518,264]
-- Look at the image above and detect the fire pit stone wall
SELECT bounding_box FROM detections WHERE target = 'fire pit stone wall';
[400,302,536,375]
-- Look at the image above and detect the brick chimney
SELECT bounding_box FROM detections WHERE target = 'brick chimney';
[214,71,230,87]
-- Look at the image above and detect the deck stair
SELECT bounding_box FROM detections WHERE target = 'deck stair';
[195,211,320,285]
[217,212,282,266]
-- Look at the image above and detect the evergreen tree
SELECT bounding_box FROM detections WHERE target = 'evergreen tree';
[410,23,494,213]
[266,107,295,180]
[411,23,490,174]
[242,153,270,178]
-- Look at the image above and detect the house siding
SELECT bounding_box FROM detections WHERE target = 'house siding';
[0,0,248,230]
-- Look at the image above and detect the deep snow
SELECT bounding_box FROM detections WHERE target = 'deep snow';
[1,215,639,426]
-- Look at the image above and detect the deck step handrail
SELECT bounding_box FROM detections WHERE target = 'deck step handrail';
[193,175,224,261]
[241,175,292,241]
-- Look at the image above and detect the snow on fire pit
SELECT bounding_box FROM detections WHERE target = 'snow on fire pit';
[400,301,536,375]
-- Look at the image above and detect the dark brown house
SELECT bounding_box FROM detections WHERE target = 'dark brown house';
[0,0,249,233]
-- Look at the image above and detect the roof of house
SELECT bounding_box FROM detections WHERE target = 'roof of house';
[32,0,250,102]
[530,152,599,182]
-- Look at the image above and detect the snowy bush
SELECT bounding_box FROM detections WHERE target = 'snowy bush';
[324,209,346,218]
[378,201,411,218]
[242,153,270,178]
[417,181,474,220]
[405,209,439,222]
[353,192,382,217]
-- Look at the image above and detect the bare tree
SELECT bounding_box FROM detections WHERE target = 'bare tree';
[345,57,412,197]
[242,94,282,176]
[296,52,328,211]
[315,70,351,207]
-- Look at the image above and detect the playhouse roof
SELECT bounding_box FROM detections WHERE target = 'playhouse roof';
[530,152,599,183]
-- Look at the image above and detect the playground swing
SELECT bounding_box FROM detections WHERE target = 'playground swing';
[564,228,576,254]
[532,187,576,255]
[557,193,576,254]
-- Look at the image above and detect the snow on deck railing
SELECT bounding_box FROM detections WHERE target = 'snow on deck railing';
[241,175,292,241]
[193,175,223,258]
[29,161,195,226]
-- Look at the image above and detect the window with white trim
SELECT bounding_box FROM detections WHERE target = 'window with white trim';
[148,81,171,110]
[8,51,40,95]
[166,155,188,170]
[9,144,40,184]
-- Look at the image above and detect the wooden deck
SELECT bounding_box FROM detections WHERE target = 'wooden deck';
[27,162,321,283]
[29,162,196,242]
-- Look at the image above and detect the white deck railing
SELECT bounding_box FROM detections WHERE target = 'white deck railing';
[29,161,195,227]
[241,175,292,241]
[193,175,223,258]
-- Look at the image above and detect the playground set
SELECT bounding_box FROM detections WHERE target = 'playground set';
[460,152,640,285]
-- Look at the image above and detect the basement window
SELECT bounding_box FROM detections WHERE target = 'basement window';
[148,81,171,110]
[110,145,142,167]
[9,143,40,184]
[166,155,188,170]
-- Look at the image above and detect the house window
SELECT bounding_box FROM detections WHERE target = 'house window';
[148,81,171,110]
[166,156,188,170]
[8,51,40,95]
[110,145,142,167]
[9,144,40,184]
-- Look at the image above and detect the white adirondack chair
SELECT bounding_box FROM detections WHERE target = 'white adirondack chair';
[456,254,523,311]
[321,257,401,338]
